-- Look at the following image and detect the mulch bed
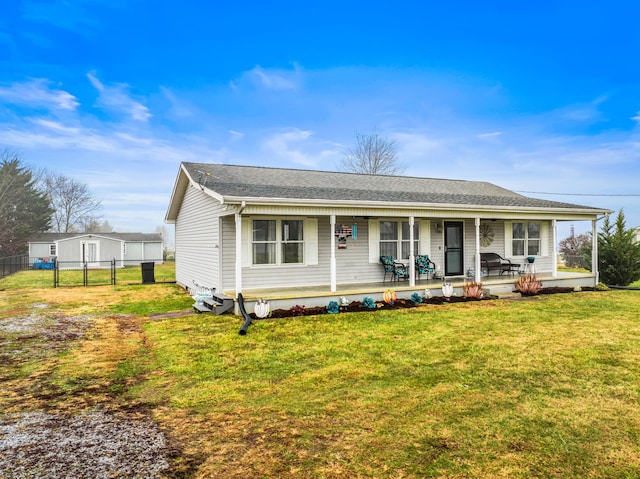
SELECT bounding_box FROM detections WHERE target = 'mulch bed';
[252,286,597,319]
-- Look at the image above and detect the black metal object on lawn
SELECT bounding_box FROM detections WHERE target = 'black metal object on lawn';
[141,262,155,284]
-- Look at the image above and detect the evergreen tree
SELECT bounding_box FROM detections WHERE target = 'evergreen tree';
[0,152,53,256]
[588,210,640,286]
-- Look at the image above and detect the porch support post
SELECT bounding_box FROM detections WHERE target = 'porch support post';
[474,217,481,283]
[330,215,337,292]
[409,216,415,287]
[552,220,558,277]
[235,213,242,297]
[592,219,599,284]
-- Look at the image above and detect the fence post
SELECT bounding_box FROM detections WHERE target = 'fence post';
[53,258,58,288]
[111,259,116,285]
[83,262,88,287]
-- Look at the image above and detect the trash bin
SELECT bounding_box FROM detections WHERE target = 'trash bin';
[141,262,155,284]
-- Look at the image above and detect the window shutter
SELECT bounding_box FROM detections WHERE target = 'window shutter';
[540,221,549,257]
[241,217,251,267]
[419,220,431,255]
[305,218,318,265]
[368,219,380,263]
[504,221,513,257]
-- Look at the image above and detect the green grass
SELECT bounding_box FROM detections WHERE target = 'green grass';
[2,273,640,478]
[0,261,176,289]
[136,291,640,478]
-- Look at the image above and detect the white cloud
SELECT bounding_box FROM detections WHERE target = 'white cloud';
[0,78,79,110]
[87,71,151,122]
[229,130,244,141]
[262,128,340,167]
[236,64,302,91]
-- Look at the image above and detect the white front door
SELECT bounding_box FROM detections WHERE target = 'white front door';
[82,241,100,267]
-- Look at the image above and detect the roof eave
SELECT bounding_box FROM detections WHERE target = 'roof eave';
[219,195,611,216]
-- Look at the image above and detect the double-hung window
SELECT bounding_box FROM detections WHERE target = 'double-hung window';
[379,220,419,259]
[49,244,56,256]
[252,219,304,265]
[282,220,304,264]
[512,222,541,256]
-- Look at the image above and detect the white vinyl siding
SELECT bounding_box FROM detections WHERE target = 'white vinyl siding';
[174,184,223,291]
[226,216,325,290]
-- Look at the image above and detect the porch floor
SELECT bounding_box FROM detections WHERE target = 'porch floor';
[225,271,594,303]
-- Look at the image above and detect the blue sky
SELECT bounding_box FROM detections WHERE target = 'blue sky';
[1,1,639,244]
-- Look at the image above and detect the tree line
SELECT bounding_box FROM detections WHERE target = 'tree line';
[0,149,104,257]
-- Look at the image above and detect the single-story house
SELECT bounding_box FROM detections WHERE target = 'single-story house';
[28,232,164,269]
[165,162,611,311]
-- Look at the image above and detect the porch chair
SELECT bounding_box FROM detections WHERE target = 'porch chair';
[380,256,409,282]
[380,256,395,282]
[415,254,436,280]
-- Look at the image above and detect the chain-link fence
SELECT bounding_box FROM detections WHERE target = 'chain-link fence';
[564,254,588,269]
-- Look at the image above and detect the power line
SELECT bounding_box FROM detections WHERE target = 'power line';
[515,191,640,197]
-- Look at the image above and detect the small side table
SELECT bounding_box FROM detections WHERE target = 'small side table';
[524,257,536,274]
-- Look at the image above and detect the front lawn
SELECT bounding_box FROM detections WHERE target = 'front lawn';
[1,271,639,478]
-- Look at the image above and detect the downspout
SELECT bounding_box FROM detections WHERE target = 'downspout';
[235,201,246,306]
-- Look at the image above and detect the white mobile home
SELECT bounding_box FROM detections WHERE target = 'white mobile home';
[28,232,164,269]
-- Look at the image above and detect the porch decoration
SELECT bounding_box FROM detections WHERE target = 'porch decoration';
[253,298,271,318]
[335,225,353,237]
[410,292,423,304]
[442,282,454,298]
[479,223,494,247]
[339,296,349,307]
[362,296,376,309]
[335,224,355,250]
[424,288,433,299]
[383,289,396,305]
[326,300,340,314]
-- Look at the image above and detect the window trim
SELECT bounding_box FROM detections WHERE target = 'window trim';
[245,217,316,267]
[369,219,430,263]
[506,221,548,257]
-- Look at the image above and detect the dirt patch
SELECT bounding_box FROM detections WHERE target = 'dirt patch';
[0,312,94,364]
[0,410,168,478]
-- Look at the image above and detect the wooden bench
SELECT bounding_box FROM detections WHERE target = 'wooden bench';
[480,253,520,276]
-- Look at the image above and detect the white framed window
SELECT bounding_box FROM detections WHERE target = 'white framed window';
[246,217,317,266]
[369,219,429,262]
[49,244,56,256]
[378,220,419,260]
[512,222,541,256]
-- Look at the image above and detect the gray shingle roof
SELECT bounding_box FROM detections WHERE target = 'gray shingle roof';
[28,232,163,243]
[182,162,603,211]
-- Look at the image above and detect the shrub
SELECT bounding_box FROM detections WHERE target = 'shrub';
[463,281,484,299]
[514,274,542,295]
[289,304,308,316]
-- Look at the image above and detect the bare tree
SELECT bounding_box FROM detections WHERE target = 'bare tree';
[339,130,404,175]
[41,174,102,233]
[84,219,114,233]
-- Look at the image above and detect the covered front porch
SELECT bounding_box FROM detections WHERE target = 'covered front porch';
[226,270,596,312]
